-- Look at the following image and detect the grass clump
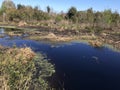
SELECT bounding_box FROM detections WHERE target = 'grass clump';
[0,46,55,90]
[89,40,103,47]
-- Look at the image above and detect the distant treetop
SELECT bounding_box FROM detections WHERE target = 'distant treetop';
[2,0,16,9]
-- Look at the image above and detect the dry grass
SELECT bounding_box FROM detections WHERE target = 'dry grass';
[28,32,73,42]
[7,32,22,36]
[6,47,35,64]
[89,40,103,47]
[0,46,55,90]
[0,45,3,49]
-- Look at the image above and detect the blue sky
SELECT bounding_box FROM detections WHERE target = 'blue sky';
[0,0,120,13]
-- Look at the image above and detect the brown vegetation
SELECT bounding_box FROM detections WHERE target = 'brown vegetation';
[0,46,55,90]
[6,47,35,63]
[89,40,103,47]
[28,32,73,42]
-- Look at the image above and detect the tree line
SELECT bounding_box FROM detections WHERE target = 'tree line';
[0,0,120,29]
[67,7,120,29]
[0,0,51,22]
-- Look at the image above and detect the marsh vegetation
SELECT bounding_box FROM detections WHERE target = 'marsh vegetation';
[0,28,120,90]
[0,46,55,90]
[0,0,119,49]
[0,0,120,90]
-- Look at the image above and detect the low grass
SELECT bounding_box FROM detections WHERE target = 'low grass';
[0,46,55,90]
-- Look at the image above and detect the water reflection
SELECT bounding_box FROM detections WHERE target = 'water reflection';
[0,28,4,34]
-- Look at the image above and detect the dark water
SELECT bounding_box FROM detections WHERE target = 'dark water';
[0,28,120,90]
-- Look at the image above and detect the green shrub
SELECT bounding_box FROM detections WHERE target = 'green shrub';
[55,15,63,22]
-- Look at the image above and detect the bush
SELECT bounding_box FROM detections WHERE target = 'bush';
[55,15,63,22]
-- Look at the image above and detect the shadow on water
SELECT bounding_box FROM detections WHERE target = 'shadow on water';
[0,28,120,90]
